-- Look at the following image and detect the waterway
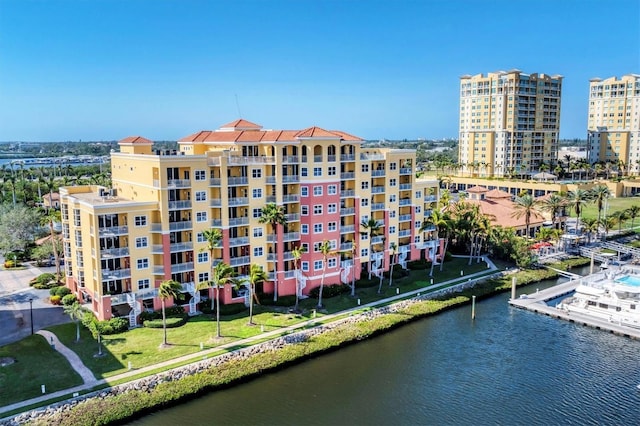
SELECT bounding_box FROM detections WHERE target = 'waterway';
[129,267,640,425]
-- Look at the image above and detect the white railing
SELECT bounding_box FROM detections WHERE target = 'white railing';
[168,200,192,210]
[102,268,131,280]
[341,208,355,216]
[340,225,355,233]
[340,190,355,198]
[230,256,251,266]
[169,221,192,231]
[371,203,385,211]
[360,153,385,161]
[228,177,249,186]
[399,199,412,206]
[371,186,385,193]
[283,194,299,203]
[170,242,193,252]
[371,170,386,177]
[100,247,129,258]
[209,178,221,186]
[341,154,355,161]
[229,216,249,226]
[170,262,194,274]
[400,168,412,175]
[167,179,191,188]
[229,237,250,246]
[98,226,128,236]
[399,214,412,222]
[229,197,249,206]
[340,172,355,180]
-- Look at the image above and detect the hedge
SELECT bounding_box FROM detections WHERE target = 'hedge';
[143,316,188,329]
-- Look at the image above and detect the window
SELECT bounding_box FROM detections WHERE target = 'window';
[198,252,209,263]
[135,237,148,248]
[314,223,323,233]
[252,169,262,178]
[198,272,209,283]
[361,248,369,257]
[327,203,337,213]
[196,211,207,222]
[390,211,396,218]
[253,247,263,257]
[389,178,396,186]
[361,199,369,207]
[313,186,323,196]
[361,181,369,190]
[253,208,263,218]
[414,236,421,243]
[328,166,336,176]
[389,226,396,234]
[389,195,396,203]
[195,170,206,181]
[328,258,337,268]
[361,233,368,241]
[313,167,322,176]
[416,206,421,213]
[301,167,308,177]
[314,260,323,271]
[301,186,309,197]
[138,279,150,290]
[361,164,369,173]
[415,221,421,228]
[314,242,322,252]
[197,232,206,243]
[330,240,337,250]
[252,188,262,198]
[253,227,263,237]
[416,191,422,198]
[301,243,309,252]
[135,215,147,227]
[302,261,309,272]
[301,224,309,234]
[137,258,149,269]
[328,221,337,231]
[301,205,309,215]
[314,205,323,215]
[328,185,337,195]
[195,191,206,202]
[389,162,397,170]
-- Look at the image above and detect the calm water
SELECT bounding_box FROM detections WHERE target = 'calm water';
[130,268,640,425]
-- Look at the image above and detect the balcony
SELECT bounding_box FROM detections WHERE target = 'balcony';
[341,154,355,162]
[169,221,192,231]
[399,244,411,253]
[340,224,355,234]
[170,262,194,274]
[265,176,277,184]
[424,195,437,202]
[282,175,299,183]
[153,266,165,275]
[101,268,131,281]
[371,236,385,244]
[314,155,323,162]
[230,256,251,267]
[371,203,385,211]
[285,213,300,222]
[266,195,277,203]
[209,178,221,186]
[398,229,412,237]
[210,199,222,207]
[168,200,192,210]
[399,214,412,222]
[400,168,412,175]
[283,194,299,203]
[340,242,354,251]
[267,251,295,262]
[211,219,222,227]
[98,226,128,237]
[340,207,355,216]
[341,259,353,268]
[170,242,193,253]
[399,183,412,191]
[229,197,249,206]
[340,189,355,198]
[267,232,300,242]
[228,177,249,186]
[360,153,385,161]
[167,179,191,188]
[371,170,386,177]
[420,225,436,232]
[100,247,129,258]
[340,172,355,180]
[208,155,276,166]
[229,237,250,247]
[371,186,385,194]
[282,156,299,164]
[151,244,164,254]
[399,199,412,206]
[229,216,249,226]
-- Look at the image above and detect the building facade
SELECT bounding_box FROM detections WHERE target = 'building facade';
[459,70,563,177]
[586,74,640,171]
[60,120,439,322]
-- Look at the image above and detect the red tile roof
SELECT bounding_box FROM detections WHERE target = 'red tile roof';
[219,119,263,130]
[119,136,153,145]
[295,126,342,138]
[485,189,512,199]
[465,198,545,230]
[466,185,488,193]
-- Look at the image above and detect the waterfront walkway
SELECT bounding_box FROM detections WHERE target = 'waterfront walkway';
[0,259,499,417]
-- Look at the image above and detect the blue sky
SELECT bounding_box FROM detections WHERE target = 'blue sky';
[0,0,638,141]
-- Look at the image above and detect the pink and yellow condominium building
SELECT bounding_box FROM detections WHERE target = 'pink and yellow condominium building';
[60,120,439,322]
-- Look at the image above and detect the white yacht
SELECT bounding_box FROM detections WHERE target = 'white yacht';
[558,266,640,329]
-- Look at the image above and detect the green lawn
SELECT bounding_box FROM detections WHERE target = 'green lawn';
[578,197,640,221]
[0,257,491,407]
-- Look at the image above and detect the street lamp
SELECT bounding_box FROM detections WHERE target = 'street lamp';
[28,297,34,335]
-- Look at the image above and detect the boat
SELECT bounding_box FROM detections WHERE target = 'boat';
[558,266,640,329]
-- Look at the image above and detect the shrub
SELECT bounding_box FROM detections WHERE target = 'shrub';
[49,286,71,297]
[50,295,61,305]
[219,303,248,316]
[143,316,188,328]
[355,277,378,288]
[62,294,77,306]
[101,317,129,335]
[32,272,56,286]
[139,311,161,322]
[139,305,185,323]
[3,260,15,269]
[308,284,350,299]
[257,294,297,307]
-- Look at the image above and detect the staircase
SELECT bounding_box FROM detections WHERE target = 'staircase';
[126,293,142,328]
[184,282,201,316]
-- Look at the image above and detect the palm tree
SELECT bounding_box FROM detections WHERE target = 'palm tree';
[202,228,222,311]
[388,242,397,288]
[291,244,306,312]
[611,210,629,233]
[63,302,85,343]
[511,194,539,238]
[158,279,183,347]
[567,189,590,234]
[360,218,381,280]
[600,217,617,240]
[246,263,267,326]
[539,193,566,230]
[200,261,235,338]
[349,241,358,297]
[581,218,599,244]
[423,210,450,276]
[40,209,62,283]
[626,205,640,230]
[590,185,611,225]
[258,203,288,301]
[317,240,335,308]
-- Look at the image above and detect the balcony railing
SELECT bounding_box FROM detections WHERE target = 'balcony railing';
[371,236,385,244]
[153,266,165,275]
[229,197,249,206]
[211,219,222,227]
[314,155,323,162]
[169,221,192,231]
[371,186,385,194]
[170,242,193,253]
[267,232,300,242]
[151,244,164,254]
[228,177,249,186]
[266,195,277,203]
[340,207,355,216]
[341,154,355,162]
[208,156,276,166]
[283,175,299,183]
[168,200,192,210]
[170,262,194,274]
[229,237,250,247]
[283,194,299,203]
[229,216,249,226]
[424,195,438,202]
[267,251,295,262]
[360,153,385,161]
[399,183,412,190]
[400,168,412,175]
[371,170,386,177]
[340,189,355,198]
[282,156,299,164]
[230,256,251,267]
[340,172,355,180]
[399,214,412,222]
[98,226,128,236]
[399,199,412,206]
[102,268,131,281]
[209,178,221,186]
[167,179,191,188]
[265,176,277,184]
[340,224,355,234]
[371,203,385,211]
[100,247,129,258]
[398,229,412,237]
[340,242,354,251]
[210,199,222,207]
[285,213,300,222]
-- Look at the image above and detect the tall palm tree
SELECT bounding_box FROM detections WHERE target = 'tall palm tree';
[590,185,611,225]
[511,194,539,238]
[258,203,288,301]
[540,193,566,230]
[291,244,306,312]
[360,218,381,280]
[202,228,222,311]
[600,217,617,240]
[349,242,358,297]
[246,263,267,326]
[611,210,629,233]
[567,189,590,234]
[581,218,599,244]
[159,279,183,347]
[626,205,640,230]
[201,262,235,338]
[422,210,450,277]
[387,242,397,288]
[40,209,62,283]
[317,240,335,308]
[64,301,86,343]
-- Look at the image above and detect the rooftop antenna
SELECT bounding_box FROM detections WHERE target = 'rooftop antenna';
[235,94,242,118]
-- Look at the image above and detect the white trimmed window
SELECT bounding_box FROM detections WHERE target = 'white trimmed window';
[390,226,396,234]
[328,221,337,231]
[195,191,206,202]
[198,252,209,263]
[361,181,369,190]
[301,167,308,177]
[253,227,263,237]
[301,186,309,197]
[301,224,309,234]
[134,215,147,227]
[328,166,336,176]
[138,279,150,290]
[253,208,262,218]
[361,248,368,257]
[313,205,323,215]
[252,188,262,198]
[302,261,309,272]
[313,167,322,176]
[137,258,149,269]
[389,178,396,186]
[313,186,323,196]
[416,191,422,198]
[389,162,397,170]
[197,232,206,243]
[252,169,262,178]
[390,195,396,203]
[301,243,309,253]
[301,205,309,216]
[328,185,337,195]
[361,199,369,206]
[198,272,209,283]
[361,164,369,172]
[314,242,322,252]
[390,211,396,218]
[135,237,148,248]
[254,247,263,257]
[314,260,323,271]
[328,258,337,268]
[327,203,337,213]
[195,170,206,181]
[313,223,323,233]
[196,211,207,222]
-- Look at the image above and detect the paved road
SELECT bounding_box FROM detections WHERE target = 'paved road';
[0,263,69,347]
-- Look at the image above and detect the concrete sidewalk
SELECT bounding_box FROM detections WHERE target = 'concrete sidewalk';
[0,260,499,417]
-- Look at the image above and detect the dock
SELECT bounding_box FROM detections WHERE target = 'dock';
[508,280,640,340]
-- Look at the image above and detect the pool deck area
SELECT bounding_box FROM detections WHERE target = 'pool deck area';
[508,279,640,340]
